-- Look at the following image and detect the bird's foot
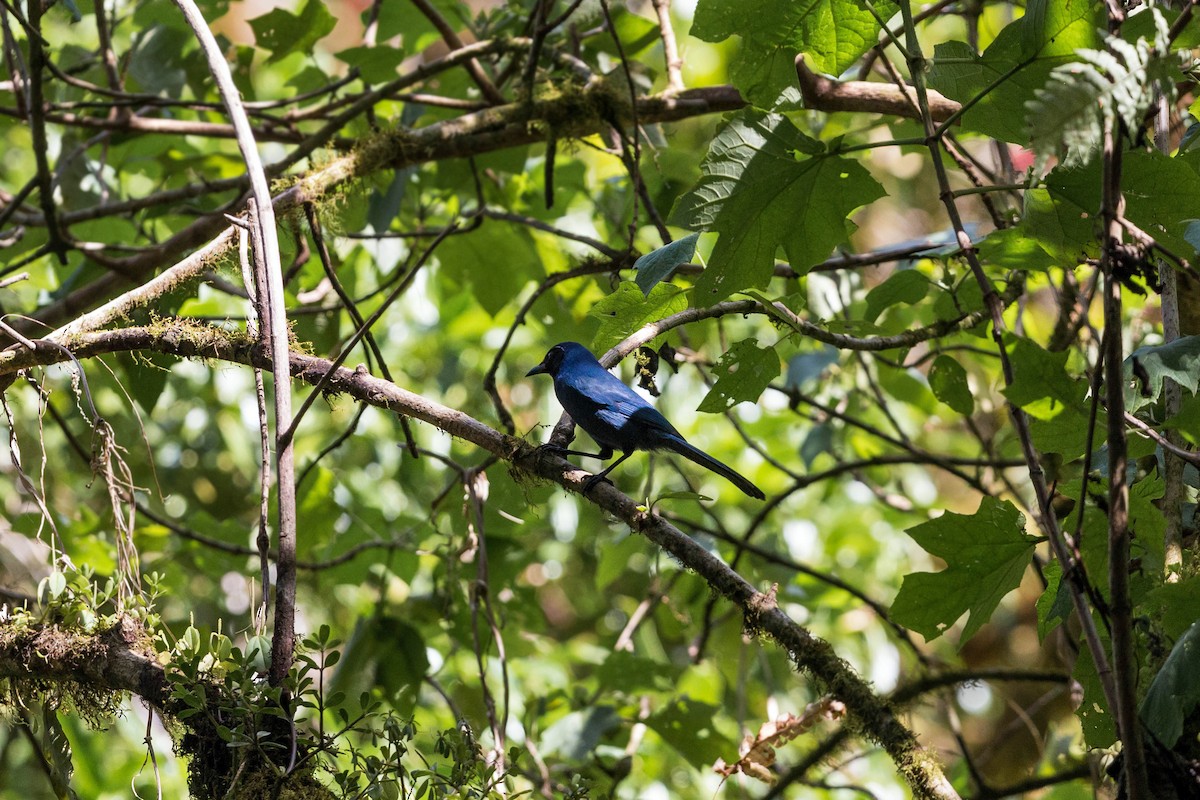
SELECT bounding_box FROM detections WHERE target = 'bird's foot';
[581,474,613,494]
[537,443,569,456]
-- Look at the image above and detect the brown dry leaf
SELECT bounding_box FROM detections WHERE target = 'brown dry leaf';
[713,696,847,785]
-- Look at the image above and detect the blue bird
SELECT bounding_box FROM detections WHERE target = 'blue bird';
[527,342,765,499]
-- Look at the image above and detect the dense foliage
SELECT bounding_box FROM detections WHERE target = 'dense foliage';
[0,0,1198,797]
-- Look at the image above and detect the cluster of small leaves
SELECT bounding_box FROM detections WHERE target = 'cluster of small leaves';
[21,566,163,633]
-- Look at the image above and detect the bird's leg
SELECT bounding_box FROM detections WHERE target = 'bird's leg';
[582,451,632,494]
[538,443,613,461]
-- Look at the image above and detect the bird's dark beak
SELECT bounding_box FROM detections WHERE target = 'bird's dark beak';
[526,361,548,377]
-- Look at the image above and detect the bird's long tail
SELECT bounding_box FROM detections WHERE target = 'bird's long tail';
[660,435,765,499]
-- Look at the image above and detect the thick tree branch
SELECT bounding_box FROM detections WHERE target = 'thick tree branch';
[0,322,958,800]
[796,54,960,122]
[0,615,168,710]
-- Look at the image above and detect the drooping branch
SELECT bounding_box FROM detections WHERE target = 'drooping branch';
[172,0,297,689]
[0,322,959,800]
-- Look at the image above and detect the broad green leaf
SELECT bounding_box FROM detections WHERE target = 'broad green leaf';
[594,651,679,693]
[865,270,929,322]
[1028,407,1103,459]
[692,0,896,107]
[672,111,885,304]
[589,282,687,353]
[1017,188,1097,264]
[928,2,1102,143]
[785,346,839,389]
[877,367,937,413]
[1022,0,1106,59]
[540,707,621,761]
[975,227,1058,272]
[374,617,430,713]
[372,0,453,46]
[1140,621,1200,748]
[1143,577,1200,640]
[1074,633,1117,747]
[116,352,173,413]
[1046,150,1200,260]
[127,24,189,98]
[928,355,973,415]
[891,497,1036,645]
[696,339,780,413]
[1163,392,1200,445]
[249,0,336,64]
[1035,559,1072,641]
[437,226,540,316]
[1123,335,1200,412]
[1002,336,1085,420]
[595,533,645,589]
[634,233,699,295]
[800,423,833,468]
[336,45,408,83]
[645,696,736,770]
[329,617,429,715]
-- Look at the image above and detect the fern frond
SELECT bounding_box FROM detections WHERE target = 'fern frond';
[1026,11,1178,167]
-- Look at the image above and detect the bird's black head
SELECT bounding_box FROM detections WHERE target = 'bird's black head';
[527,342,591,378]
[526,343,568,377]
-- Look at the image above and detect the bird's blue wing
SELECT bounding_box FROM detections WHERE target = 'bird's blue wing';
[554,358,680,451]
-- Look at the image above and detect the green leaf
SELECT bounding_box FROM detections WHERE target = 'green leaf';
[672,111,885,304]
[644,696,736,770]
[249,0,336,64]
[374,617,429,713]
[1123,335,1200,412]
[589,282,688,353]
[595,651,679,693]
[696,339,780,413]
[692,0,896,107]
[372,0,455,44]
[1017,188,1097,264]
[595,533,644,589]
[634,233,699,295]
[1002,336,1085,420]
[1045,151,1200,261]
[928,355,973,415]
[928,2,1102,143]
[799,423,833,468]
[41,707,79,800]
[1143,577,1200,640]
[1035,559,1073,640]
[1140,621,1200,748]
[891,497,1036,645]
[865,270,929,322]
[1021,0,1106,59]
[540,707,621,761]
[785,346,839,389]
[1028,407,1102,459]
[116,352,173,413]
[336,46,408,83]
[975,227,1058,272]
[437,226,539,316]
[1074,633,1117,747]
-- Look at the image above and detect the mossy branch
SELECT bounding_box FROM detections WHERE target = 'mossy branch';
[0,321,958,799]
